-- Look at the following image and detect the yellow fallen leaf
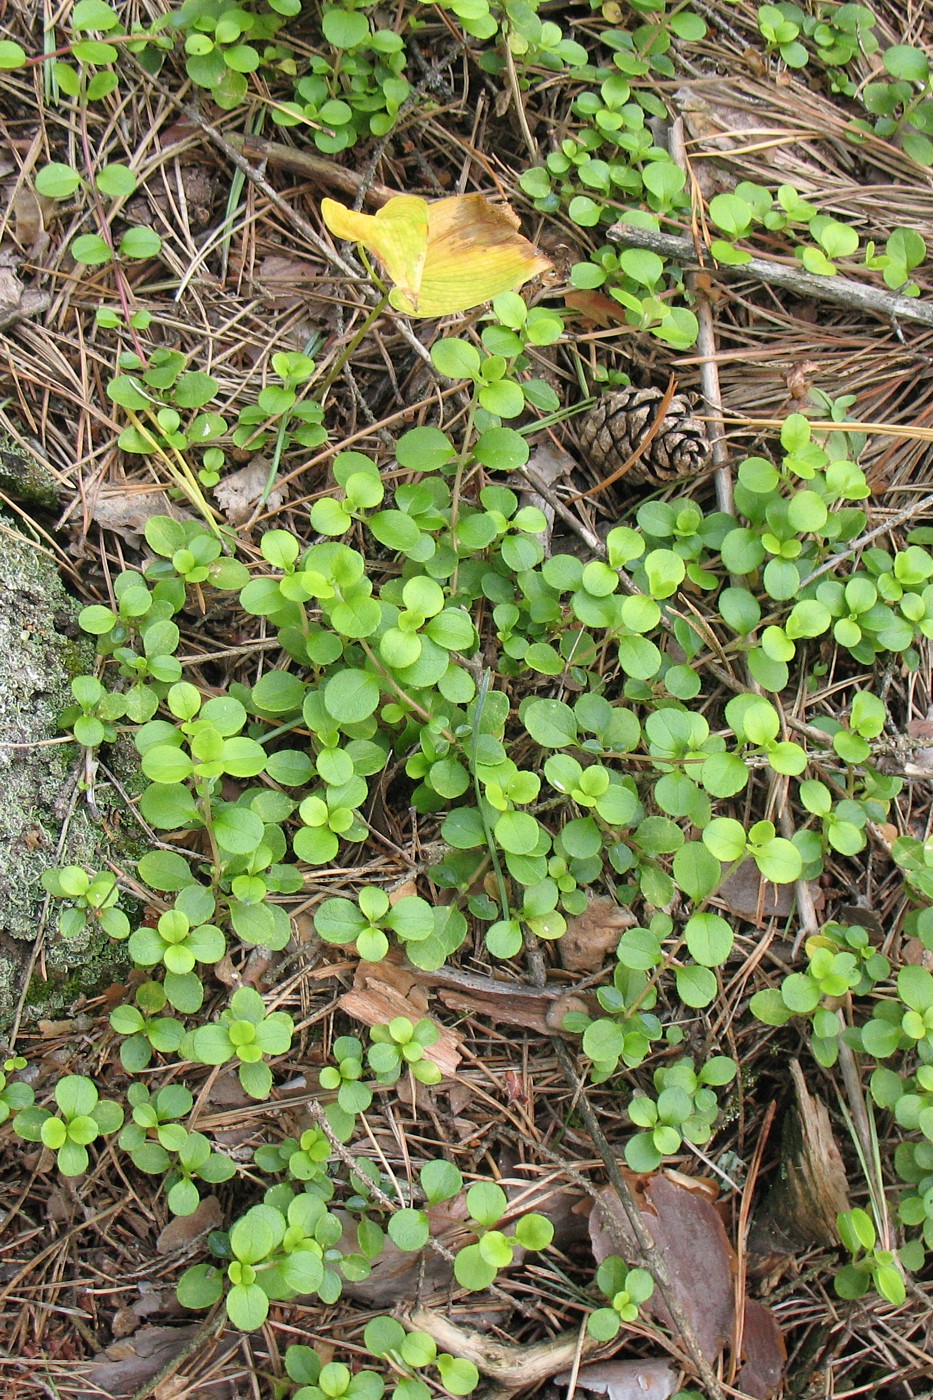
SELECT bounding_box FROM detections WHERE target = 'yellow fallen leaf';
[321,192,552,317]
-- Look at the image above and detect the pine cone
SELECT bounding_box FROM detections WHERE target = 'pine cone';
[579,386,710,486]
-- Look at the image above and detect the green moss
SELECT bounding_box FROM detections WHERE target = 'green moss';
[24,938,130,1013]
[0,436,60,509]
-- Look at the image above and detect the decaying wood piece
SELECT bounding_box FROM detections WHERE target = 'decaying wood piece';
[339,959,464,1076]
[410,962,594,1035]
[751,1059,850,1253]
[401,1306,606,1388]
[559,896,638,973]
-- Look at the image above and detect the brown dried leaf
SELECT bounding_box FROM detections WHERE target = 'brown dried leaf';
[111,1306,142,1340]
[902,938,933,970]
[563,289,630,327]
[560,896,636,972]
[157,1194,223,1255]
[339,1196,467,1304]
[416,968,592,1036]
[38,1014,94,1038]
[836,902,884,936]
[241,944,276,988]
[715,860,796,922]
[590,1174,736,1363]
[0,263,49,330]
[10,186,51,253]
[557,1359,677,1400]
[90,488,188,544]
[903,717,933,777]
[736,1298,787,1400]
[212,952,238,987]
[783,359,821,402]
[255,253,323,307]
[213,458,285,524]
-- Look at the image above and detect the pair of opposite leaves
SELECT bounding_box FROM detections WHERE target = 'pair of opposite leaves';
[321,192,552,317]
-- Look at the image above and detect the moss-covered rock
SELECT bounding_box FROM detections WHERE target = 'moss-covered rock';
[0,509,131,1028]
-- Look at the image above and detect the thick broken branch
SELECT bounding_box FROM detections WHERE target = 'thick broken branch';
[607,222,933,329]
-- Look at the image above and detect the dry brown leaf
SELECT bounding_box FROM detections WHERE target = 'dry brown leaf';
[560,896,637,972]
[112,1306,142,1339]
[590,1175,736,1364]
[735,1298,787,1400]
[255,253,323,307]
[10,186,52,254]
[902,938,933,970]
[90,488,188,543]
[414,968,592,1036]
[338,1196,467,1304]
[37,1013,94,1038]
[783,359,821,403]
[563,289,631,327]
[715,861,795,922]
[398,937,595,1035]
[557,1359,677,1400]
[213,458,285,524]
[241,943,276,988]
[903,716,933,777]
[157,1193,223,1255]
[835,901,884,936]
[0,262,49,330]
[212,952,238,987]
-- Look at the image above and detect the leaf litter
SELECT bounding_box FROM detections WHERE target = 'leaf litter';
[2,0,933,1396]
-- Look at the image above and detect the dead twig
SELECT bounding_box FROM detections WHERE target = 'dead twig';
[607,223,933,329]
[232,135,398,206]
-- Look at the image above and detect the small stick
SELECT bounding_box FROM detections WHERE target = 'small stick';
[607,222,933,329]
[231,134,398,206]
[667,118,734,516]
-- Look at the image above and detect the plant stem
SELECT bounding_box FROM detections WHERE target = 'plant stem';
[471,669,511,921]
[315,292,390,401]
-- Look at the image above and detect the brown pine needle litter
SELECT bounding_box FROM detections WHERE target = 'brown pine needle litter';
[3,0,933,1398]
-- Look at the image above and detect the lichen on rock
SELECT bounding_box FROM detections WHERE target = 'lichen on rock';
[0,512,129,1027]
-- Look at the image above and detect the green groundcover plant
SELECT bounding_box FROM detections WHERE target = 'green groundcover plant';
[2,1,932,1393]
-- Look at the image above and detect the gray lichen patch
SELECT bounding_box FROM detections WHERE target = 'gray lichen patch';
[0,520,129,1028]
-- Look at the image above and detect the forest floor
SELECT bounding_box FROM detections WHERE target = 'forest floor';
[3,0,933,1398]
